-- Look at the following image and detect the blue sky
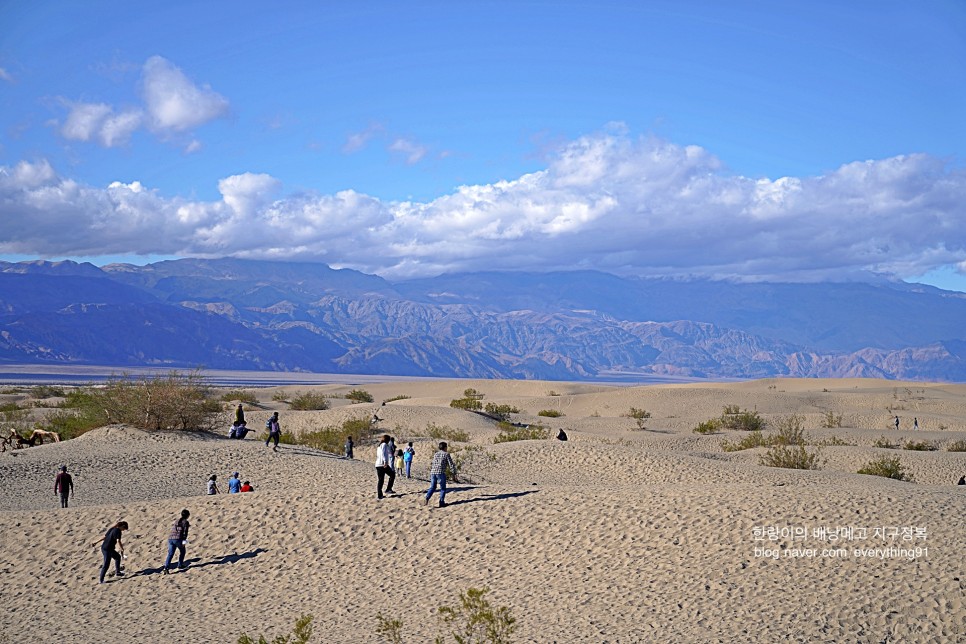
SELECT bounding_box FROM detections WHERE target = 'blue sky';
[1,0,965,289]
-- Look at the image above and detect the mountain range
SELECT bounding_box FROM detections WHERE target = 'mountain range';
[2,258,965,381]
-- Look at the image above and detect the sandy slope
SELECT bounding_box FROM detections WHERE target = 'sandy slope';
[1,378,965,643]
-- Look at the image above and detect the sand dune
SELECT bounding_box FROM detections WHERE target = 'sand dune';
[1,378,965,643]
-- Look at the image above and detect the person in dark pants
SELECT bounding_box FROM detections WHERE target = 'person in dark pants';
[425,442,459,508]
[91,520,128,584]
[162,509,190,574]
[54,465,73,508]
[265,412,281,452]
[375,434,395,499]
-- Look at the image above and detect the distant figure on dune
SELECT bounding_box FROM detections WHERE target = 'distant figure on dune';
[265,412,281,452]
[556,428,568,441]
[344,436,354,459]
[403,442,416,478]
[895,416,900,430]
[162,509,190,575]
[958,476,965,486]
[228,472,241,494]
[241,480,254,492]
[375,434,395,499]
[54,465,73,508]
[207,474,219,495]
[424,442,458,508]
[91,520,128,584]
[914,417,919,430]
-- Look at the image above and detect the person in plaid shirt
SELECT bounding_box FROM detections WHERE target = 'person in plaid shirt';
[162,509,190,574]
[424,442,459,508]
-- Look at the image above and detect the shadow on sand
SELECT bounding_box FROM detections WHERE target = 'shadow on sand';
[132,548,269,577]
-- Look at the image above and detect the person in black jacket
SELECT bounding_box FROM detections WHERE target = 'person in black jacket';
[91,521,128,584]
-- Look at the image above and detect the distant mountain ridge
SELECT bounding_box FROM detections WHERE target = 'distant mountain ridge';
[1,258,964,381]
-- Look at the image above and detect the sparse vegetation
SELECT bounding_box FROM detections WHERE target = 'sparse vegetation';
[758,415,824,470]
[821,410,843,428]
[946,440,966,452]
[86,371,220,431]
[902,440,936,451]
[220,389,258,404]
[721,431,772,452]
[623,407,652,430]
[484,403,519,421]
[346,389,374,403]
[873,436,897,449]
[857,456,913,482]
[287,391,331,411]
[537,409,563,418]
[280,417,378,453]
[271,391,289,402]
[692,419,721,435]
[238,614,313,644]
[436,587,517,644]
[494,422,550,443]
[720,407,764,432]
[31,385,66,399]
[383,394,411,403]
[450,396,483,411]
[417,423,470,443]
[814,435,856,447]
[375,613,404,644]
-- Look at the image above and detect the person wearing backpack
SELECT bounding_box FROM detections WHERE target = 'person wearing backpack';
[265,412,281,452]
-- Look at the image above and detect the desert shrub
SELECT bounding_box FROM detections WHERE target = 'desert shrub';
[857,456,913,482]
[946,440,966,452]
[720,408,764,432]
[772,414,807,446]
[902,440,936,451]
[0,405,32,435]
[484,403,519,421]
[271,391,289,402]
[288,391,331,411]
[90,370,219,431]
[450,445,496,479]
[375,613,404,644]
[692,418,721,435]
[422,423,470,443]
[220,389,258,404]
[872,436,897,449]
[437,587,517,644]
[821,410,844,428]
[494,422,550,444]
[346,389,374,403]
[31,385,66,399]
[722,404,741,415]
[39,408,102,440]
[383,394,411,403]
[238,614,313,644]
[463,388,484,399]
[546,390,560,396]
[721,431,771,452]
[0,401,22,413]
[450,396,483,411]
[537,409,563,418]
[623,407,652,430]
[759,443,824,470]
[815,435,856,447]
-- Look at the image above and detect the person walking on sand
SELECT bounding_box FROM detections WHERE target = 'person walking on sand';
[895,415,900,430]
[228,471,241,494]
[403,442,416,478]
[207,474,220,495]
[54,465,73,508]
[914,417,919,430]
[424,442,458,508]
[345,436,354,459]
[162,509,190,574]
[375,434,395,499]
[266,412,281,452]
[91,520,128,584]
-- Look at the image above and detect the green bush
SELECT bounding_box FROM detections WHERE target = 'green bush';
[346,389,374,403]
[282,417,380,453]
[872,436,897,449]
[720,408,764,431]
[624,407,651,430]
[721,431,771,452]
[422,423,470,443]
[494,422,550,444]
[383,394,411,403]
[484,403,519,421]
[288,391,331,411]
[437,587,516,644]
[857,456,913,482]
[31,385,66,399]
[692,418,721,435]
[821,410,844,428]
[759,443,824,470]
[39,408,102,440]
[451,396,483,411]
[238,614,313,644]
[772,414,807,446]
[946,440,966,452]
[537,409,563,418]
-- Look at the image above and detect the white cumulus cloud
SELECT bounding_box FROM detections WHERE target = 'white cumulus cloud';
[140,56,230,132]
[2,130,965,283]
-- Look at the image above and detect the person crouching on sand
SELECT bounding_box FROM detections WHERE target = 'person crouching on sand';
[91,520,128,584]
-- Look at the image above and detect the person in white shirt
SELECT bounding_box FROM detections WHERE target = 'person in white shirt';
[374,434,396,499]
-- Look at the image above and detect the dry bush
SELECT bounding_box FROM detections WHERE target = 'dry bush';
[494,422,550,444]
[623,407,651,430]
[220,389,258,404]
[92,370,219,431]
[821,410,844,428]
[288,391,331,411]
[873,436,897,449]
[345,389,374,403]
[902,440,936,452]
[946,440,966,452]
[537,409,563,418]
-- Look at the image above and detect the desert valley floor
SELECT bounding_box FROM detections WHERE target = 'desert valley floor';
[1,377,965,643]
